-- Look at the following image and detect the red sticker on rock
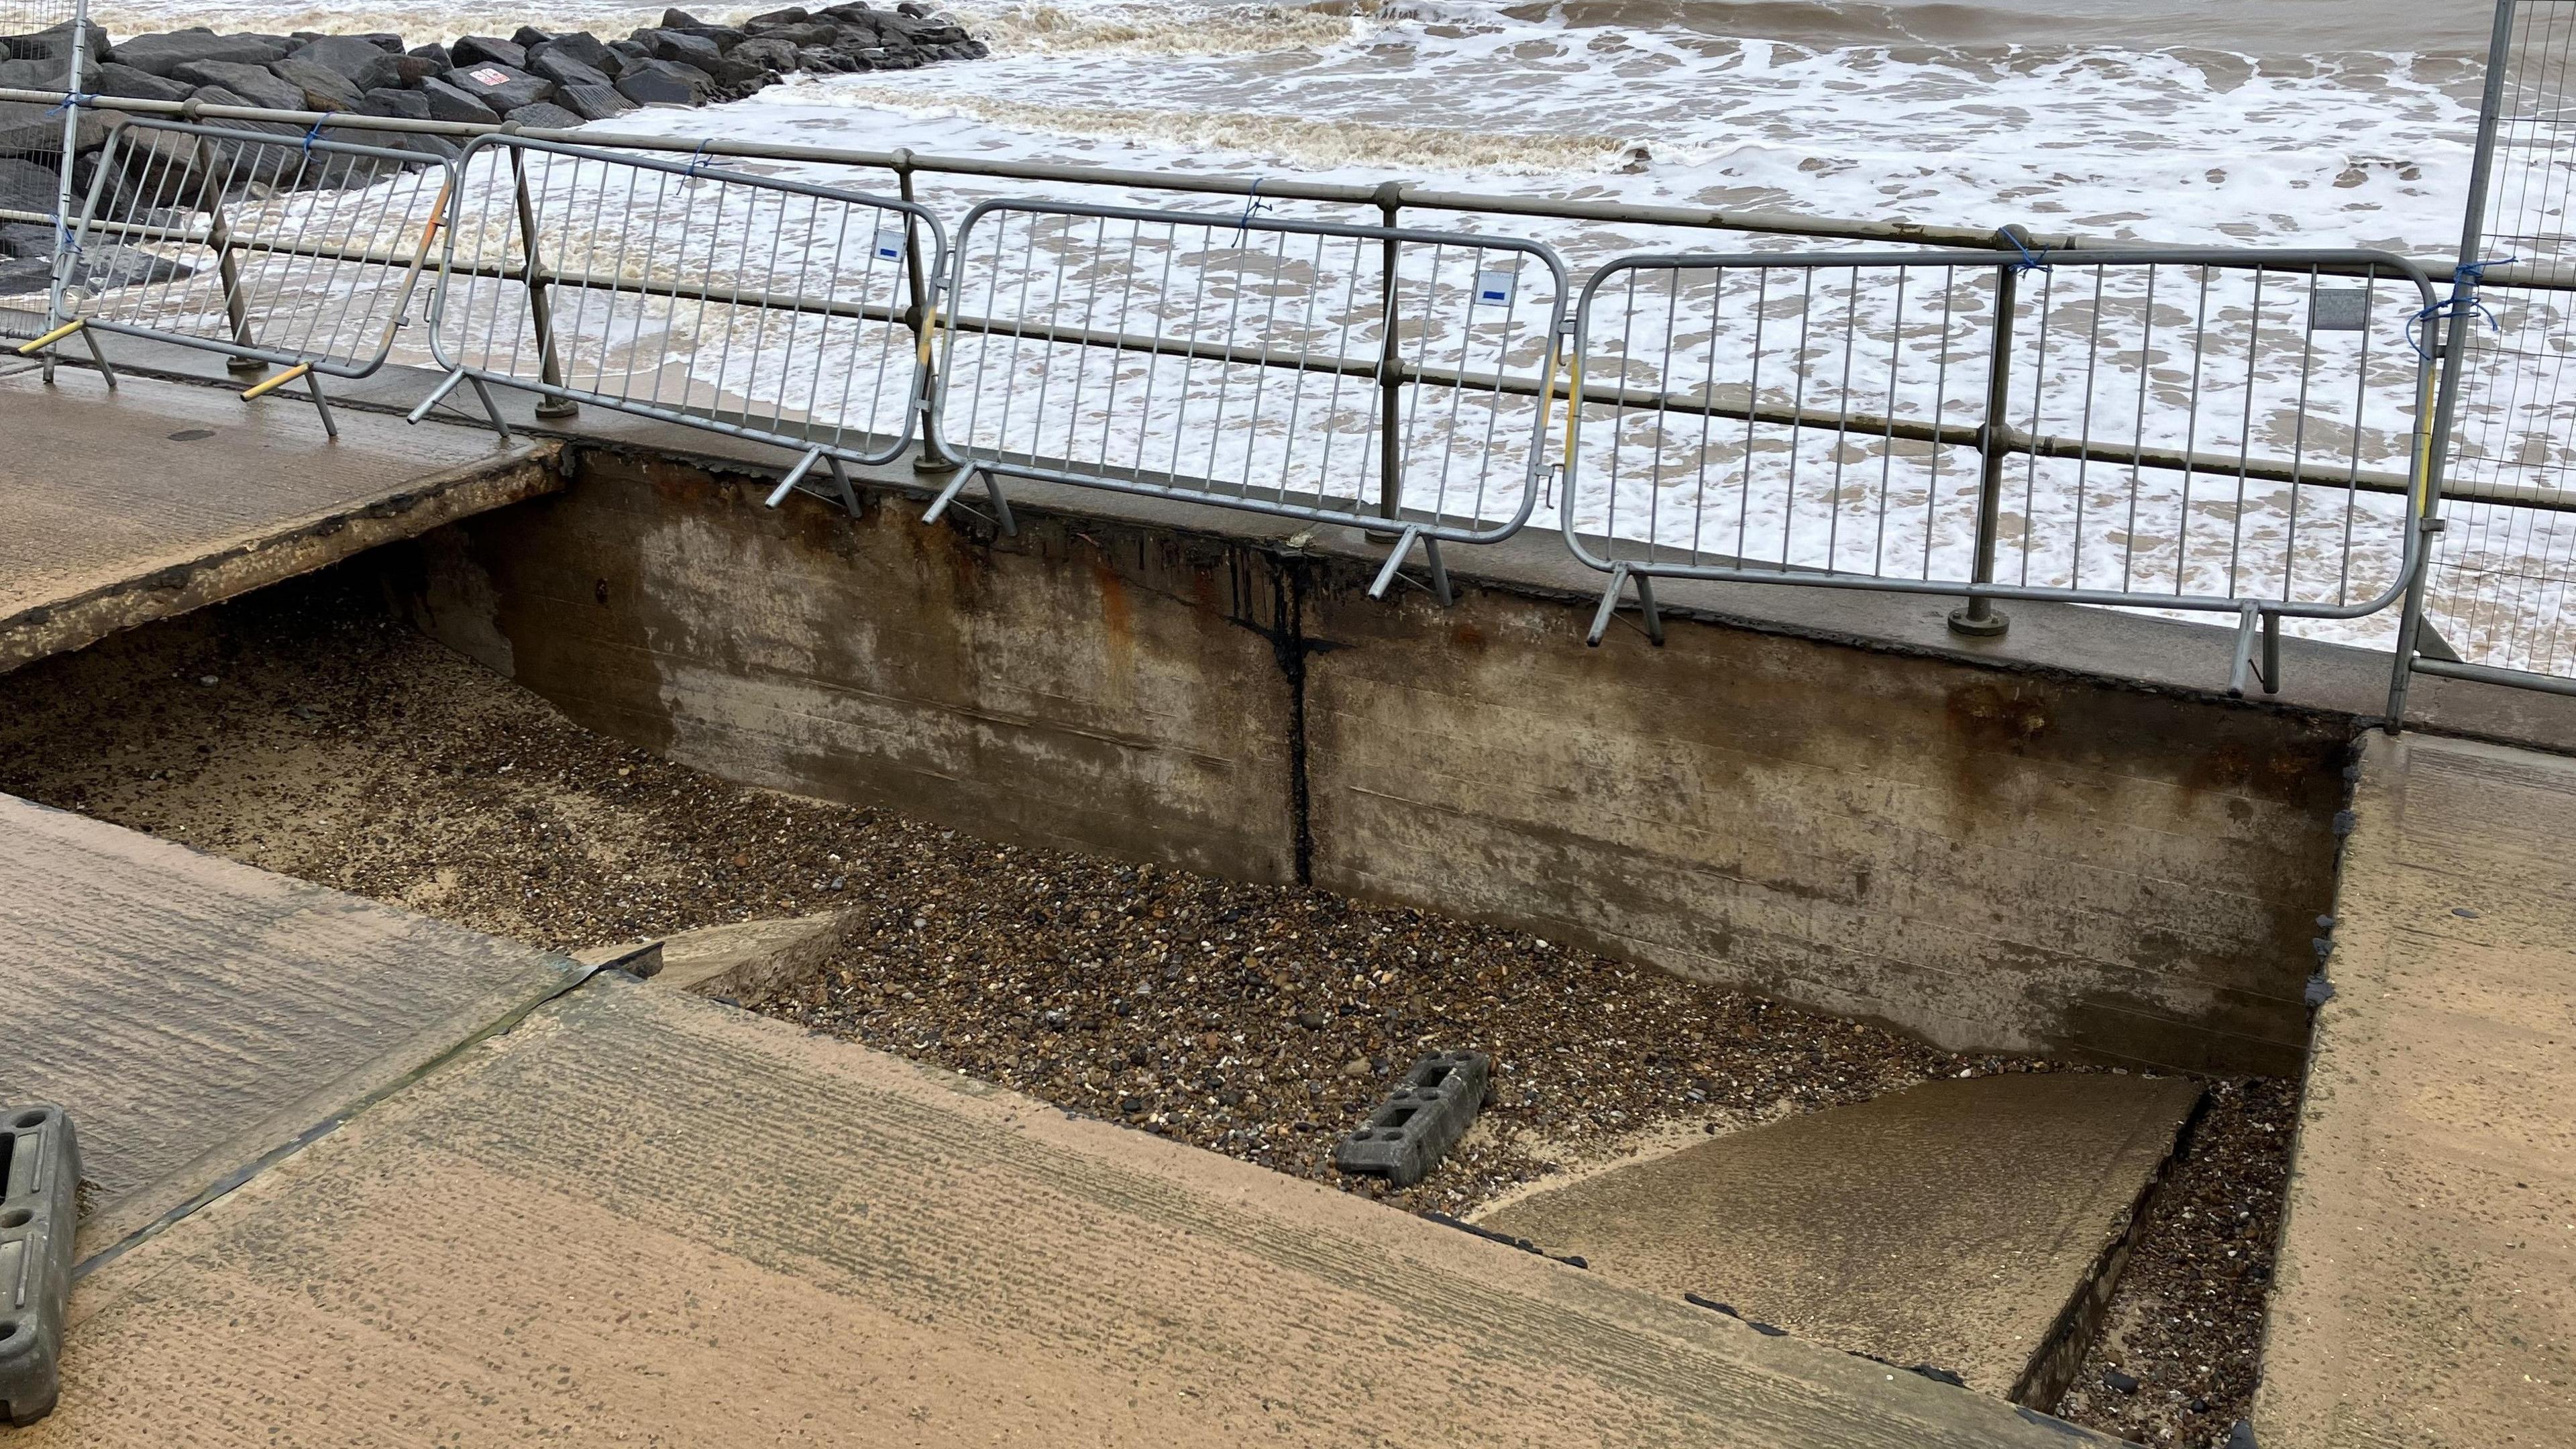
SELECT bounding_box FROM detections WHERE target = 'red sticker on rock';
[470,67,510,87]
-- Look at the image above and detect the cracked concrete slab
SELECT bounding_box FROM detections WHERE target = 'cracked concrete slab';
[1476,1071,2201,1399]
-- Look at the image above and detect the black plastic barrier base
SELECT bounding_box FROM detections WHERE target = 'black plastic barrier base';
[0,1105,78,1427]
[1334,1052,1490,1187]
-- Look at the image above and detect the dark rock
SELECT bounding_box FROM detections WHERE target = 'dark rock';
[526,48,613,91]
[796,46,851,72]
[612,57,710,106]
[93,62,191,102]
[552,83,632,122]
[359,87,432,120]
[608,39,650,62]
[662,7,712,27]
[170,59,308,111]
[0,220,54,258]
[503,101,587,131]
[0,256,54,297]
[533,32,615,69]
[510,27,559,50]
[69,240,195,290]
[0,156,54,212]
[753,22,839,46]
[408,42,453,68]
[0,54,97,91]
[635,28,724,68]
[268,58,366,112]
[441,63,553,114]
[113,30,289,77]
[356,34,407,53]
[2104,1368,2141,1395]
[417,76,501,124]
[286,35,395,84]
[355,54,443,92]
[698,49,773,86]
[677,25,749,51]
[748,6,812,23]
[732,38,800,72]
[1,20,107,64]
[449,36,527,70]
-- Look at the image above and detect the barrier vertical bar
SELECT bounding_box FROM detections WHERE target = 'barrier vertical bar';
[1950,258,2019,636]
[1374,180,1404,532]
[36,0,86,381]
[2386,0,2519,728]
[896,149,943,474]
[508,146,577,419]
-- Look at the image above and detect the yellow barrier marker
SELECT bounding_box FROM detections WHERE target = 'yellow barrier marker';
[13,318,83,356]
[239,361,312,401]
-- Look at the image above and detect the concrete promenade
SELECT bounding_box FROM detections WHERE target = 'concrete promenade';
[0,794,2118,1447]
[2257,731,2576,1446]
[0,368,553,674]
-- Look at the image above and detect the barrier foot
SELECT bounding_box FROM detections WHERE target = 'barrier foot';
[81,326,116,391]
[924,466,1016,537]
[1365,526,1452,606]
[2229,604,2282,698]
[407,367,467,426]
[765,447,825,509]
[828,458,860,517]
[465,376,515,443]
[1587,565,1664,647]
[305,370,339,440]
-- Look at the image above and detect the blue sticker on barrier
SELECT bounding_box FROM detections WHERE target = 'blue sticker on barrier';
[873,227,908,263]
[1474,268,1516,307]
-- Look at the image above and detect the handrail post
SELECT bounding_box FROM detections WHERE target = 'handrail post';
[38,0,89,384]
[1949,252,2019,637]
[898,150,946,474]
[509,145,578,420]
[1371,180,1405,537]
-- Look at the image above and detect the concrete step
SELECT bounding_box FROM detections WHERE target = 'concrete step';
[2255,731,2576,1447]
[1476,1071,2201,1401]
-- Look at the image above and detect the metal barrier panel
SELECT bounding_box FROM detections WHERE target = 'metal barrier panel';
[427,135,943,482]
[1564,248,2437,687]
[58,118,452,383]
[0,0,86,339]
[936,199,1568,592]
[2399,0,2576,706]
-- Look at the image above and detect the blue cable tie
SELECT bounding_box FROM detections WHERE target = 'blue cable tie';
[2404,254,2517,360]
[1237,176,1269,239]
[44,91,96,115]
[688,138,718,176]
[2002,229,2050,274]
[303,115,331,153]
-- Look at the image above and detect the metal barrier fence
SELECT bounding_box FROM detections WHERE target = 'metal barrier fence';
[1564,248,2440,694]
[2392,0,2576,712]
[0,0,87,343]
[4,81,2575,715]
[23,117,455,432]
[423,134,945,514]
[935,199,1568,596]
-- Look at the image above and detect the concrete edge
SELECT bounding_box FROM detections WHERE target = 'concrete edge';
[0,441,561,677]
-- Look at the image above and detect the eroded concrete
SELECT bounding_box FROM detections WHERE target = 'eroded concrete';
[1475,1071,2202,1399]
[2255,731,2576,1447]
[0,370,554,675]
[0,792,577,1256]
[28,977,2126,1447]
[395,449,2343,1073]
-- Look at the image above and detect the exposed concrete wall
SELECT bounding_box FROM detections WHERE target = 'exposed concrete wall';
[394,449,1299,885]
[389,447,2345,1075]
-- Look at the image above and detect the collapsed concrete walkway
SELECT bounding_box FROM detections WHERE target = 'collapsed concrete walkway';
[0,792,2120,1446]
[2256,730,2576,1446]
[1477,1072,2200,1403]
[0,369,552,674]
